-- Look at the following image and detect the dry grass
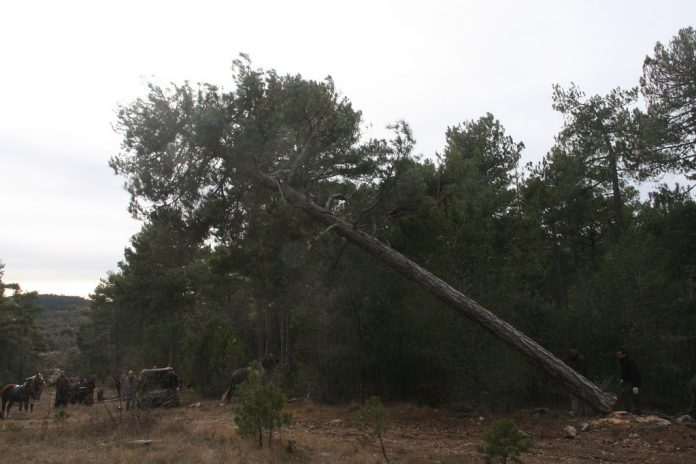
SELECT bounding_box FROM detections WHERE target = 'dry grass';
[3,389,695,463]
[0,389,380,464]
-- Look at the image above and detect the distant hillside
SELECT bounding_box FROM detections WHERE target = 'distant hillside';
[35,294,90,367]
[35,294,90,314]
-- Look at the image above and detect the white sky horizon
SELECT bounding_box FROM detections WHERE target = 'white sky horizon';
[1,0,694,298]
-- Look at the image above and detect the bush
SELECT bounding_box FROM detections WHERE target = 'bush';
[476,419,532,464]
[356,396,389,462]
[2,422,23,432]
[233,361,292,448]
[54,410,70,422]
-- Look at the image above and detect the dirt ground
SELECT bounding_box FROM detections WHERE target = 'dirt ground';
[1,389,695,463]
[285,402,696,463]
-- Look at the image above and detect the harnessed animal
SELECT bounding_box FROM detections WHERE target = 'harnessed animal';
[221,355,279,402]
[1,373,45,418]
[220,367,251,402]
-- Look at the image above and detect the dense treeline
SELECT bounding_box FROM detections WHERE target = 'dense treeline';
[0,262,45,383]
[34,295,89,370]
[0,274,91,383]
[72,29,696,410]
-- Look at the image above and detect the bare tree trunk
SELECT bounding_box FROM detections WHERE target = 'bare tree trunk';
[604,135,624,233]
[265,309,270,357]
[256,297,265,360]
[349,297,368,404]
[253,170,615,413]
[279,313,286,365]
[281,313,291,366]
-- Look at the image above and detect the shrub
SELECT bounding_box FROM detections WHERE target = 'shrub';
[54,410,70,422]
[476,419,532,464]
[3,422,23,432]
[356,396,389,462]
[233,361,292,448]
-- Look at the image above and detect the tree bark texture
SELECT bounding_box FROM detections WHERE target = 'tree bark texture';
[253,170,616,413]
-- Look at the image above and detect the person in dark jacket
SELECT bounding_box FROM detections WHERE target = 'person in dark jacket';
[616,348,641,415]
[567,345,589,415]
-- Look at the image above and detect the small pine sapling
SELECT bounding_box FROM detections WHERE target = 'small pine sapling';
[233,360,292,448]
[476,419,532,464]
[356,396,389,462]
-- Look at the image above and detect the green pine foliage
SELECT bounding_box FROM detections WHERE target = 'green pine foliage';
[0,262,45,382]
[476,419,533,464]
[356,396,390,462]
[640,27,696,176]
[232,361,292,448]
[41,27,696,413]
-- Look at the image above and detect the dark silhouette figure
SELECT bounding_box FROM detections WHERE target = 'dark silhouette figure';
[616,349,641,415]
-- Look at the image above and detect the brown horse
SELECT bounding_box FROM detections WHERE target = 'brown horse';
[1,373,45,418]
[19,373,45,412]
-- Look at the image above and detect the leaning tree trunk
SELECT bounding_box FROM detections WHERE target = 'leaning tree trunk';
[253,170,615,413]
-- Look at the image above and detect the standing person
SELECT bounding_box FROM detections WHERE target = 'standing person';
[616,349,641,415]
[122,370,137,411]
[566,345,588,416]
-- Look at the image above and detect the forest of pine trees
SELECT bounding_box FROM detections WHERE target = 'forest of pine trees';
[2,27,695,412]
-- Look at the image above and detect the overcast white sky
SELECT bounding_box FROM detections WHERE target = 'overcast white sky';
[1,0,694,298]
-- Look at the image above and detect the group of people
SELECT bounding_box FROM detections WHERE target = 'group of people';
[566,345,641,416]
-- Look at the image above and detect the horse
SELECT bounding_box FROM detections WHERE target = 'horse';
[1,373,45,418]
[18,373,45,412]
[221,354,279,403]
[220,367,251,402]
